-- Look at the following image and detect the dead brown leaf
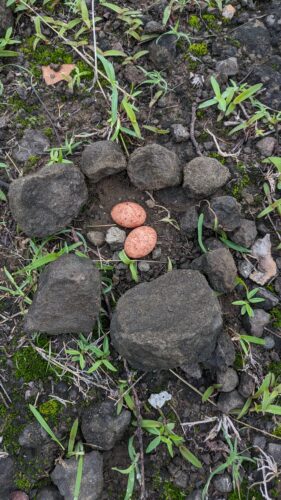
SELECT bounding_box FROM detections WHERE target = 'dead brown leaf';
[42,64,76,86]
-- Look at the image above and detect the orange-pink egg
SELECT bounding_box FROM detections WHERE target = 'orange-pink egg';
[111,202,147,229]
[124,226,157,259]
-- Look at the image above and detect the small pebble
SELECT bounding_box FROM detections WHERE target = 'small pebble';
[264,336,275,350]
[124,226,157,259]
[111,201,146,228]
[222,4,236,20]
[138,261,150,272]
[105,227,126,249]
[152,247,162,259]
[87,231,105,246]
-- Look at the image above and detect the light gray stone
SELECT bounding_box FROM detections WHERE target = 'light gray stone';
[183,156,230,198]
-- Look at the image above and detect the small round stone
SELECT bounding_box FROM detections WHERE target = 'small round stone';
[111,202,147,228]
[124,226,157,259]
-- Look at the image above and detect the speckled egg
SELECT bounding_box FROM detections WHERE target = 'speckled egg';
[111,202,147,229]
[124,226,157,259]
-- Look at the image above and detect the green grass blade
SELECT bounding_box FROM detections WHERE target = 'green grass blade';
[73,453,84,500]
[220,237,250,253]
[68,418,79,456]
[197,213,207,253]
[29,404,64,450]
[179,445,202,468]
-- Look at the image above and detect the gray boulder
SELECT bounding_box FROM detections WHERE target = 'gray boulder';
[231,219,257,248]
[192,248,237,293]
[110,270,223,370]
[51,451,103,500]
[81,401,131,450]
[183,157,230,198]
[9,163,88,238]
[203,196,241,232]
[0,0,14,37]
[127,143,181,190]
[24,254,101,334]
[12,129,50,162]
[81,141,126,182]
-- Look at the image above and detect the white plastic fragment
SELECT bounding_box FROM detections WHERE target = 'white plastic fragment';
[148,391,172,409]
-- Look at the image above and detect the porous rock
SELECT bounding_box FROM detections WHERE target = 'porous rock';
[81,401,131,450]
[203,196,241,232]
[234,20,271,57]
[81,141,126,182]
[183,156,230,198]
[9,163,88,238]
[51,451,103,500]
[127,143,181,191]
[12,129,50,162]
[110,270,223,370]
[217,390,245,414]
[24,254,101,334]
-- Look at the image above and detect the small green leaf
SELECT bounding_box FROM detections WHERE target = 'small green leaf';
[179,445,202,468]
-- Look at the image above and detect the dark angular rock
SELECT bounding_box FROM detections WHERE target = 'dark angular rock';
[238,372,255,398]
[255,288,279,311]
[215,332,236,369]
[234,20,271,57]
[179,206,198,237]
[36,486,63,500]
[24,254,101,334]
[217,390,245,414]
[0,0,14,36]
[231,219,257,248]
[149,35,177,70]
[81,141,126,182]
[18,422,50,448]
[217,368,239,393]
[183,156,230,198]
[242,308,270,337]
[110,270,223,370]
[9,163,88,238]
[192,248,237,293]
[12,129,50,162]
[127,143,181,191]
[51,451,103,500]
[203,196,241,232]
[0,456,15,498]
[81,401,131,450]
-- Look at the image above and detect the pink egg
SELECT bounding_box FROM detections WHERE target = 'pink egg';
[111,202,146,228]
[124,226,157,259]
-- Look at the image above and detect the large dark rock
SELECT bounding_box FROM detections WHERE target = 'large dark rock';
[0,456,15,498]
[110,270,223,370]
[231,219,257,248]
[234,20,271,57]
[51,451,103,500]
[183,156,230,198]
[0,0,14,37]
[81,141,126,182]
[127,143,181,190]
[203,196,241,232]
[12,129,50,163]
[24,254,101,334]
[81,401,131,450]
[9,163,88,238]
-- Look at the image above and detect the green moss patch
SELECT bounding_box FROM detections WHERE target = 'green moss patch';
[188,42,208,57]
[13,346,51,383]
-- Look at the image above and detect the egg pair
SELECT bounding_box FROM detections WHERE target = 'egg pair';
[111,202,157,259]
